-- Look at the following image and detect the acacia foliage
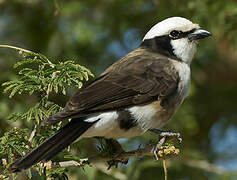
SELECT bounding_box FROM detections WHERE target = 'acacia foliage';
[0,47,93,179]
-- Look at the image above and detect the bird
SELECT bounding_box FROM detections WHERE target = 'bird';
[9,17,211,172]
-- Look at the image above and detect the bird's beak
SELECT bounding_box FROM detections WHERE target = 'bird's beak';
[188,28,212,41]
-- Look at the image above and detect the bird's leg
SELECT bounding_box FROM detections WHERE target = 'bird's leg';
[149,129,182,142]
[105,139,128,169]
[149,129,182,160]
[96,138,128,169]
[105,139,125,154]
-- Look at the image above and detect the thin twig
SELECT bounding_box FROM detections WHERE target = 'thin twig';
[0,44,32,53]
[0,44,54,65]
[28,124,38,143]
[46,71,60,99]
[163,159,168,180]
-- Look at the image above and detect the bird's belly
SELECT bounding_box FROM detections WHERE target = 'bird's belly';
[81,101,172,139]
[81,111,144,139]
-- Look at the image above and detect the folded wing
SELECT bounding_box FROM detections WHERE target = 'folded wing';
[44,48,179,125]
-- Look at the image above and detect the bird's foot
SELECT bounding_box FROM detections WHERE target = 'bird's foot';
[107,158,128,170]
[106,139,128,169]
[96,138,128,169]
[150,129,182,142]
[149,129,182,160]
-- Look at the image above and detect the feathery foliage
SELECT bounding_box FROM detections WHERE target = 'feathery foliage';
[0,45,93,179]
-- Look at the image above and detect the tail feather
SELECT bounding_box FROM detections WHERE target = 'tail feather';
[9,119,95,172]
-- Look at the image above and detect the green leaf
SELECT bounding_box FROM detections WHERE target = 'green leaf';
[9,84,22,98]
[3,82,18,93]
[13,59,42,69]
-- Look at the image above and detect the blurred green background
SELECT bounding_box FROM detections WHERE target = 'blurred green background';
[0,0,237,179]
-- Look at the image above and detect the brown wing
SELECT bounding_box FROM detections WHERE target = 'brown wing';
[44,48,179,125]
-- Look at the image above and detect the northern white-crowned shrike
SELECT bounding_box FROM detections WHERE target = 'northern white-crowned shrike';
[10,17,211,172]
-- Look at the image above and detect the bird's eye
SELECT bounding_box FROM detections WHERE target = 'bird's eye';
[169,30,180,38]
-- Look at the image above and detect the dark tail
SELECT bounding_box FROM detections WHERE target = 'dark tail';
[9,118,95,172]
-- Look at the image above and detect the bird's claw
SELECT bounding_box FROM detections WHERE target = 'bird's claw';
[159,131,182,143]
[152,137,166,160]
[149,129,182,160]
[98,138,128,169]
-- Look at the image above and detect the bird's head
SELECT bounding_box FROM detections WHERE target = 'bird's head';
[142,17,211,64]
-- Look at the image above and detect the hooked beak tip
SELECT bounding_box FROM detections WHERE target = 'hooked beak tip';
[188,28,212,41]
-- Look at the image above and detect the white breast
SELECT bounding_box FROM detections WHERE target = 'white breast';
[173,60,191,100]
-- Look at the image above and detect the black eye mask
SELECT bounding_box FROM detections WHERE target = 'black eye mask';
[169,29,196,40]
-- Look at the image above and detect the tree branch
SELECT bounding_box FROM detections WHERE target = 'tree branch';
[46,144,237,178]
[51,143,180,169]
